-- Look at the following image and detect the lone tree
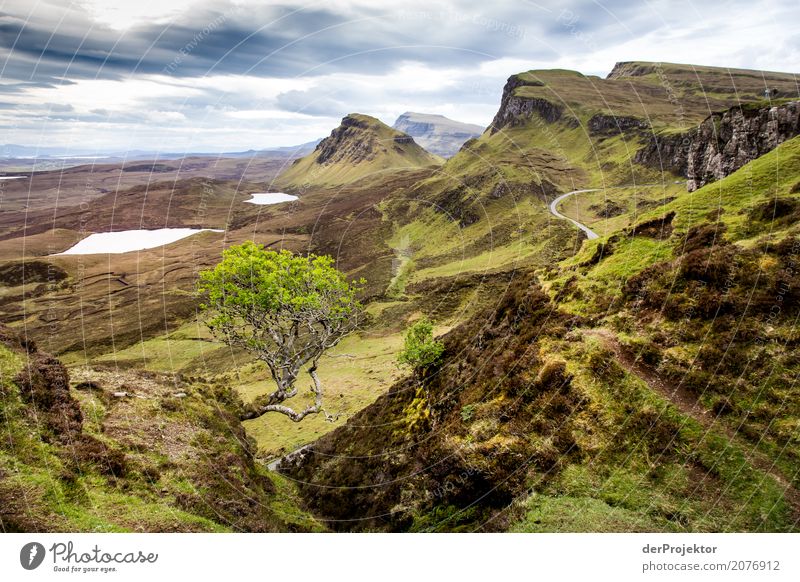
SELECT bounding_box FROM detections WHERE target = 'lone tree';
[198,241,363,422]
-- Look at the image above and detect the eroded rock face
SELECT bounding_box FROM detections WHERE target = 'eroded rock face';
[490,75,562,132]
[635,101,800,190]
[587,113,650,136]
[686,102,800,190]
[314,115,379,165]
[633,131,692,176]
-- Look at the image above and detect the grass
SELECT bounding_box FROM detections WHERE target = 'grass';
[2,332,330,532]
[509,334,795,532]
[512,65,798,127]
[241,330,406,456]
[1,344,228,532]
[511,495,665,532]
[277,113,442,188]
[554,184,685,237]
[64,320,220,372]
[546,136,800,315]
[265,470,327,532]
[383,195,578,286]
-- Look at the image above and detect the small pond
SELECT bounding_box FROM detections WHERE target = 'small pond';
[245,192,298,205]
[56,228,223,255]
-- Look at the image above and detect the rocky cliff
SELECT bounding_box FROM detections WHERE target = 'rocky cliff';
[635,101,800,190]
[277,113,442,188]
[489,75,566,132]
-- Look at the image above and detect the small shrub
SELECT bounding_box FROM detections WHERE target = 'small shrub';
[398,319,444,371]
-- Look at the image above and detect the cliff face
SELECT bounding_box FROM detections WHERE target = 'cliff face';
[587,113,650,136]
[636,101,800,190]
[277,113,442,188]
[489,75,564,132]
[315,114,378,164]
[392,112,483,157]
[686,102,800,190]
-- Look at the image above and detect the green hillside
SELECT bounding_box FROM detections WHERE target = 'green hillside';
[284,135,800,533]
[0,325,322,532]
[4,61,799,534]
[276,113,443,188]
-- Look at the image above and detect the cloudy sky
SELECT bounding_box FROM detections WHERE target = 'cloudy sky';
[0,0,798,153]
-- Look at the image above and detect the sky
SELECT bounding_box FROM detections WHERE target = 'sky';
[0,0,798,153]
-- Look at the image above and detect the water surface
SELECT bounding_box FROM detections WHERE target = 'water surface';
[56,228,223,255]
[245,192,298,205]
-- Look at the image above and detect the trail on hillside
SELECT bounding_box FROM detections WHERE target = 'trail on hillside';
[549,189,600,240]
[584,328,800,524]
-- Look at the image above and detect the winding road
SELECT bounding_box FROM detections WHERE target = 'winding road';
[549,188,600,240]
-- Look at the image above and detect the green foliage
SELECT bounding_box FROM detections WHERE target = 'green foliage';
[397,318,444,371]
[199,242,362,332]
[197,241,365,421]
[460,404,477,423]
[198,241,363,362]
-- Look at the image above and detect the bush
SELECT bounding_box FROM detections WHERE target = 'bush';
[398,319,444,371]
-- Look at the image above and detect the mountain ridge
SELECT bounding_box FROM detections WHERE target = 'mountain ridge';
[392,112,484,157]
[276,113,442,188]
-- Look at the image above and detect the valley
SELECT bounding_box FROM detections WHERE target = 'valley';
[2,60,800,533]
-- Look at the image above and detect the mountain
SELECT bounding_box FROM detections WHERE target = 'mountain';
[4,61,800,534]
[277,62,800,532]
[392,112,484,157]
[276,113,442,188]
[285,132,800,531]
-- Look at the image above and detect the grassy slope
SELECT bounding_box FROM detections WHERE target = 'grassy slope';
[548,136,800,311]
[279,95,800,531]
[525,137,800,530]
[63,320,406,458]
[373,62,798,300]
[276,113,442,188]
[0,331,323,532]
[285,275,795,532]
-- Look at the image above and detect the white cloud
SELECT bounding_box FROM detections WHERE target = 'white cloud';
[0,0,797,151]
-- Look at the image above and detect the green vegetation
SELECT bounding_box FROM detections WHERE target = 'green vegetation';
[397,318,444,371]
[198,242,364,423]
[240,330,405,457]
[3,62,799,533]
[277,113,442,188]
[0,328,321,532]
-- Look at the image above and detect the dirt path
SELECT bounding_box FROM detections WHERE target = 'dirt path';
[549,189,600,240]
[584,328,800,523]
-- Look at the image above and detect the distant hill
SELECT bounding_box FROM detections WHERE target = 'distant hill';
[277,113,442,188]
[392,112,484,157]
[0,141,320,161]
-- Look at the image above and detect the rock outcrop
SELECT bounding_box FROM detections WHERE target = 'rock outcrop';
[587,113,650,136]
[392,112,483,157]
[635,101,800,190]
[315,114,379,165]
[277,113,442,188]
[489,75,563,132]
